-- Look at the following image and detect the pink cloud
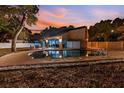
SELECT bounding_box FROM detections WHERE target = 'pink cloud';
[91,8,121,20]
[34,7,69,29]
[28,7,98,30]
[36,19,87,29]
[36,19,68,28]
[37,7,67,19]
[35,7,86,28]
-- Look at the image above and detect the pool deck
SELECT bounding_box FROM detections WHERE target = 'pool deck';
[0,49,124,68]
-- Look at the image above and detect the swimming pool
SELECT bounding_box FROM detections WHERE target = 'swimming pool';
[29,49,106,59]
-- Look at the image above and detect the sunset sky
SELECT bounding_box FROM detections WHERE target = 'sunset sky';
[29,5,124,33]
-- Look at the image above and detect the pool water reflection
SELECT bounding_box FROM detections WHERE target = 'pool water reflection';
[30,49,106,59]
[48,50,86,58]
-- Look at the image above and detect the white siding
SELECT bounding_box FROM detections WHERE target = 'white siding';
[0,43,35,48]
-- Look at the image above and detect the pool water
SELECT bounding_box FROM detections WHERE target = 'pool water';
[48,50,86,58]
[30,49,106,59]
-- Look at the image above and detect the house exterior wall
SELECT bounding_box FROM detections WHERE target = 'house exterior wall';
[62,27,87,49]
[66,41,80,49]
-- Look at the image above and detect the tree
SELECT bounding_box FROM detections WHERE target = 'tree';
[0,15,22,42]
[88,19,113,41]
[18,28,32,42]
[0,13,11,42]
[112,18,124,29]
[0,17,32,43]
[88,18,124,41]
[0,5,39,52]
[68,25,75,29]
[108,31,119,41]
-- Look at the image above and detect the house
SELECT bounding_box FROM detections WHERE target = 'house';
[41,26,88,50]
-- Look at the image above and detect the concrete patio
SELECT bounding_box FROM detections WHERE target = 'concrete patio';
[0,50,124,67]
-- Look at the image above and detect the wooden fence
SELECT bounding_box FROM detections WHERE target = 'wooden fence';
[88,41,124,50]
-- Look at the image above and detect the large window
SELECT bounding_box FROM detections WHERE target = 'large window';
[66,41,80,49]
[48,39,59,48]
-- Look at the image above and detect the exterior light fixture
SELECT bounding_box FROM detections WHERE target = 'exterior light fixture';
[59,38,62,43]
[86,38,88,41]
[46,39,48,43]
[111,30,114,33]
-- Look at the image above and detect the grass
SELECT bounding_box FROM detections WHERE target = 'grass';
[0,48,30,57]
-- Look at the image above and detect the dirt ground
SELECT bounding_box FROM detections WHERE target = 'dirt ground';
[0,62,124,88]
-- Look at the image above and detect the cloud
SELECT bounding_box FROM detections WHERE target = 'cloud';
[32,7,122,30]
[36,7,95,28]
[36,19,68,28]
[27,6,124,33]
[34,7,70,29]
[91,8,121,20]
[37,7,67,19]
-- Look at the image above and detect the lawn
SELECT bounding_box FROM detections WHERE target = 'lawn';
[0,48,30,57]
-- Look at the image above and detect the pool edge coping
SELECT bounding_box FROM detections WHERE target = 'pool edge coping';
[0,57,124,71]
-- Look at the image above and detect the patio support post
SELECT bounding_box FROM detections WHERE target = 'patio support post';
[59,43,63,50]
[45,39,48,48]
[59,37,63,50]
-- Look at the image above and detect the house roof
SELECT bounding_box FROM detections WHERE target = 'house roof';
[41,26,87,39]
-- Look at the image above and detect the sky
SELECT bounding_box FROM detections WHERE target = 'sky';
[29,5,124,33]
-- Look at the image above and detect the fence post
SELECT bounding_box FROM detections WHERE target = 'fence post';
[96,42,98,48]
[106,42,108,50]
[122,41,124,50]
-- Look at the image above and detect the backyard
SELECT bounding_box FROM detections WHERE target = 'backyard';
[0,5,124,88]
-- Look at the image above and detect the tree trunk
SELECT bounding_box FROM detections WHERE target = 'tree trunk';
[11,26,24,52]
[11,14,26,52]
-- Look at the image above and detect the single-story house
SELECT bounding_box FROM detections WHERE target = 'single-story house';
[41,26,88,50]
